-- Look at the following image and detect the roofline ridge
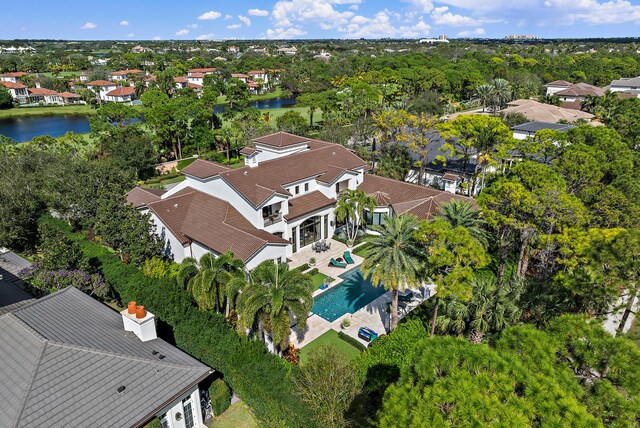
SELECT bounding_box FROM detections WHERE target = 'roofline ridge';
[11,286,74,313]
[13,335,48,427]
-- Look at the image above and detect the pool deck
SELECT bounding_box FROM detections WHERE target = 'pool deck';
[289,240,435,348]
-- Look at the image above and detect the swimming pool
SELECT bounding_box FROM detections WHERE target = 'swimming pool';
[311,267,386,322]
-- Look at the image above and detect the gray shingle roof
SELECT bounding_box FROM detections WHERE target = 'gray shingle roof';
[0,287,211,428]
[511,121,576,133]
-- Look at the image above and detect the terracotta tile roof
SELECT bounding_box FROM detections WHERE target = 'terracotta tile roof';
[148,188,288,261]
[357,174,476,220]
[111,69,143,76]
[247,70,265,74]
[106,86,135,97]
[28,87,58,95]
[442,173,460,181]
[501,99,593,123]
[181,159,231,179]
[545,80,573,87]
[173,76,188,83]
[125,187,166,209]
[1,72,28,78]
[231,73,249,79]
[1,81,26,89]
[218,140,367,207]
[187,82,203,89]
[86,80,115,87]
[239,147,257,155]
[247,81,258,87]
[253,131,310,148]
[555,83,604,97]
[57,91,80,98]
[187,73,205,78]
[284,191,336,221]
[187,68,217,74]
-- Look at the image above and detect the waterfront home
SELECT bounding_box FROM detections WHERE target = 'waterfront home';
[105,85,136,103]
[247,70,268,84]
[57,91,82,104]
[0,286,212,428]
[1,81,29,103]
[0,71,28,83]
[127,132,475,269]
[27,87,62,105]
[86,79,117,101]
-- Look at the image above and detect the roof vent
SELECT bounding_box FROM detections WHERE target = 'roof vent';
[244,171,248,175]
[158,354,166,360]
[173,203,179,208]
[121,306,157,342]
[152,350,159,355]
[117,385,126,393]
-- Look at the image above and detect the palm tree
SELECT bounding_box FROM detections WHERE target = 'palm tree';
[262,111,273,125]
[361,214,422,331]
[434,200,488,245]
[475,84,495,113]
[335,189,377,245]
[238,261,313,352]
[178,251,245,312]
[491,78,511,111]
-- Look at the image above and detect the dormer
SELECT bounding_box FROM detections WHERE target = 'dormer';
[250,132,311,163]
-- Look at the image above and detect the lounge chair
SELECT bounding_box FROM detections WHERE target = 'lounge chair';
[398,291,414,303]
[329,258,347,268]
[343,251,354,264]
[358,327,379,342]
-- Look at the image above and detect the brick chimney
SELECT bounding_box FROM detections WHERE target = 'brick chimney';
[121,301,157,342]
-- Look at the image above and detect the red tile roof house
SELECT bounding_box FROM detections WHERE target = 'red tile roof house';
[544,80,573,96]
[0,81,29,103]
[27,87,62,105]
[86,79,117,102]
[105,85,136,103]
[247,70,268,84]
[127,132,474,268]
[0,71,29,83]
[110,69,144,81]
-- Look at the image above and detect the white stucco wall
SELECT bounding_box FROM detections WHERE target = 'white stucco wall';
[156,386,205,428]
[149,212,187,261]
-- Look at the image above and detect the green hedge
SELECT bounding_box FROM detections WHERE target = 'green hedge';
[291,263,309,273]
[338,331,367,352]
[209,379,231,416]
[42,217,315,428]
[307,267,319,276]
[353,242,372,257]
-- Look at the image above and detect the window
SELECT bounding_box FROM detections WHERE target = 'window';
[304,183,309,192]
[183,397,195,428]
[295,185,300,195]
[159,414,169,428]
[324,215,329,239]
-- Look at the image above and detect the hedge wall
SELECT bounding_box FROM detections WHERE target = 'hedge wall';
[209,379,231,416]
[338,331,367,352]
[42,217,315,428]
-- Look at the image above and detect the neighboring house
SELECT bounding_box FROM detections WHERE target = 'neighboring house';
[609,76,640,93]
[501,99,594,123]
[57,91,82,104]
[277,46,297,55]
[131,45,151,53]
[187,68,217,76]
[511,121,576,140]
[28,87,62,104]
[0,286,212,428]
[0,81,29,103]
[86,79,117,101]
[0,71,28,83]
[0,249,35,315]
[230,73,249,84]
[78,72,89,82]
[128,132,475,268]
[110,69,144,81]
[227,45,239,54]
[247,70,267,84]
[544,80,573,95]
[554,83,604,109]
[105,85,136,102]
[174,76,189,89]
[186,72,205,86]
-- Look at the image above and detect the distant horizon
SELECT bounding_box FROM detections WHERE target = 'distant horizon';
[2,0,640,41]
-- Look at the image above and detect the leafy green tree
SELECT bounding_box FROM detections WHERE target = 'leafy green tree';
[238,261,313,351]
[376,144,411,181]
[415,220,489,336]
[0,85,13,109]
[334,189,376,244]
[37,222,85,271]
[362,214,422,331]
[90,102,140,131]
[294,346,362,428]
[178,251,246,313]
[224,78,249,112]
[275,110,308,135]
[96,126,156,179]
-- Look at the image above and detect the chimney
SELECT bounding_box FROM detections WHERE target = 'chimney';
[121,302,157,342]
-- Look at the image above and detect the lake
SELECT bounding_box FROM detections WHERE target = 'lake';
[0,96,298,143]
[0,115,91,142]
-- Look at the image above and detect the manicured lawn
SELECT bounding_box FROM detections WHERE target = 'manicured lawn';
[37,71,81,78]
[215,86,291,104]
[0,104,96,119]
[311,272,333,290]
[209,401,257,428]
[353,242,372,258]
[300,330,362,365]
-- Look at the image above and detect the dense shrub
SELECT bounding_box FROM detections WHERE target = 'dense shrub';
[209,379,231,416]
[337,331,366,352]
[291,263,309,273]
[307,267,319,276]
[43,217,315,428]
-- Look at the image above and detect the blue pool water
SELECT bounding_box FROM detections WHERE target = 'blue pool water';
[312,267,386,322]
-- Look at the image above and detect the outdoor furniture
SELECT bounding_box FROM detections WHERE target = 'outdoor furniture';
[329,258,347,268]
[326,241,331,251]
[319,284,329,290]
[358,327,379,343]
[311,242,318,252]
[343,251,354,264]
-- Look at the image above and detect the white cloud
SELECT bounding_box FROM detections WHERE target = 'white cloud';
[238,15,251,26]
[120,20,129,26]
[198,11,222,20]
[349,4,359,10]
[457,27,485,36]
[126,33,134,38]
[338,10,429,38]
[266,26,307,38]
[271,0,355,29]
[196,33,216,40]
[224,14,233,20]
[152,36,162,40]
[431,6,481,26]
[248,8,270,16]
[176,28,190,36]
[544,0,640,25]
[187,23,199,29]
[81,22,97,30]
[227,24,242,29]
[402,0,434,13]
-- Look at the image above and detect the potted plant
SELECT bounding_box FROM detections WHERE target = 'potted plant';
[341,317,351,330]
[309,257,316,267]
[346,239,355,248]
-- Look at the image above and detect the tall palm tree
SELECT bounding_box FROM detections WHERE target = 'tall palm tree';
[335,189,377,244]
[178,251,245,312]
[238,261,313,352]
[475,84,495,113]
[434,200,488,245]
[491,78,511,111]
[361,214,422,331]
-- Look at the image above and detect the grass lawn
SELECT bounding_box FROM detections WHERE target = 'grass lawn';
[353,242,372,258]
[216,86,291,104]
[300,330,362,365]
[310,272,333,290]
[209,401,257,428]
[0,104,96,119]
[37,71,81,78]
[626,318,640,348]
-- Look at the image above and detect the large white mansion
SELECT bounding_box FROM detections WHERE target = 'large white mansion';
[127,132,474,269]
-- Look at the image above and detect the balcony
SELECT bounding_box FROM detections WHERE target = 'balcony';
[263,213,282,226]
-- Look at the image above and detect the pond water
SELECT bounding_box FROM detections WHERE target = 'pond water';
[0,96,298,143]
[0,115,91,142]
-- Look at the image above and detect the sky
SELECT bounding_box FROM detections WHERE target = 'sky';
[2,0,640,40]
